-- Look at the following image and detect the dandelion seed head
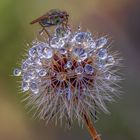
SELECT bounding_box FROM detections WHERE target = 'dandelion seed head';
[14,26,122,127]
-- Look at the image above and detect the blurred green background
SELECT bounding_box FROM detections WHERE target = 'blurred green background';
[0,0,140,140]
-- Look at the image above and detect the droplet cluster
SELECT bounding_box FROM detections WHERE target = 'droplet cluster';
[14,26,122,126]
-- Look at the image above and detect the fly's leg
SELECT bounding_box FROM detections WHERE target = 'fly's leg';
[39,24,52,45]
[39,23,51,37]
[43,28,51,38]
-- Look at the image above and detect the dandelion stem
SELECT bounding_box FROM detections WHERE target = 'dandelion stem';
[83,114,101,140]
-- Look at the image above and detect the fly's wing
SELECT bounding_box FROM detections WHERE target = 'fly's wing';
[30,9,62,25]
[47,9,61,16]
[30,13,49,24]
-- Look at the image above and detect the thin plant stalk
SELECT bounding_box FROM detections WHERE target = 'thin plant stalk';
[84,114,101,140]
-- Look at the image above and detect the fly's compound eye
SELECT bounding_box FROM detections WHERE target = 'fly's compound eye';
[55,17,62,24]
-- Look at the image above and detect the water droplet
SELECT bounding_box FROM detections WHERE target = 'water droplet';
[75,32,86,43]
[73,48,87,62]
[50,37,59,48]
[50,37,65,48]
[23,73,30,82]
[65,61,73,69]
[87,40,96,56]
[22,81,29,92]
[88,40,96,49]
[55,26,71,40]
[104,73,111,80]
[29,71,36,80]
[13,68,22,76]
[84,64,94,75]
[96,59,106,69]
[106,55,115,65]
[55,27,66,37]
[96,37,107,49]
[23,71,36,82]
[30,82,39,94]
[59,48,67,55]
[75,66,84,74]
[38,69,47,77]
[111,76,117,81]
[98,48,108,60]
[36,42,47,56]
[22,62,27,71]
[29,47,37,58]
[43,48,53,59]
[34,57,42,65]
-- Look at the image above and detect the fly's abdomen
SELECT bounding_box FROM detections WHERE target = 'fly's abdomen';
[39,16,63,27]
[39,18,54,27]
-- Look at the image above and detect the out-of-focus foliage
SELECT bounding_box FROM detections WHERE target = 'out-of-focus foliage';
[0,0,140,140]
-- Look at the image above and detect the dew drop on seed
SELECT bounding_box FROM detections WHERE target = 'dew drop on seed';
[65,61,73,69]
[34,57,42,65]
[88,40,96,49]
[22,81,29,92]
[30,82,39,94]
[59,47,67,55]
[98,48,108,60]
[50,37,65,48]
[29,47,37,58]
[75,32,86,42]
[96,59,106,69]
[55,26,66,38]
[23,73,31,82]
[50,37,59,48]
[75,66,84,74]
[36,42,46,56]
[106,55,115,65]
[29,70,37,80]
[73,48,88,62]
[22,58,33,68]
[38,69,47,77]
[84,64,94,75]
[13,68,22,76]
[43,48,53,59]
[104,73,111,80]
[96,37,107,49]
[75,32,93,44]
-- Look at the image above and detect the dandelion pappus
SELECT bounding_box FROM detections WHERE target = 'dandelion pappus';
[30,9,69,37]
